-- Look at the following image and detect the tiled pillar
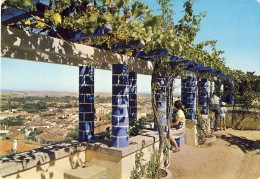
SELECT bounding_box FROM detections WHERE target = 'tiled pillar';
[112,64,129,148]
[185,76,198,146]
[79,66,95,142]
[129,72,137,122]
[198,78,210,114]
[181,78,187,108]
[154,78,167,131]
[186,76,196,120]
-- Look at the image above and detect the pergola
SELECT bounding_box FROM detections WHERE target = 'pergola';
[1,1,234,148]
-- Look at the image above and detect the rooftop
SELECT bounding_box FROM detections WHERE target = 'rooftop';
[0,140,40,156]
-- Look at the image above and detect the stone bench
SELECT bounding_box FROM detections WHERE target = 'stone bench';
[175,134,185,148]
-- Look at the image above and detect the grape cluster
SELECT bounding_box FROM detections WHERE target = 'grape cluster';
[123,7,128,15]
[99,7,106,15]
[109,6,117,15]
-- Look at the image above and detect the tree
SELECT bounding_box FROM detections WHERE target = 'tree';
[27,129,43,141]
[2,116,24,126]
[65,125,78,141]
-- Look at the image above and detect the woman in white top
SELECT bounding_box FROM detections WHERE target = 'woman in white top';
[170,100,185,152]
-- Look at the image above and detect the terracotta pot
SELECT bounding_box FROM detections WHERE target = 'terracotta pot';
[159,168,172,179]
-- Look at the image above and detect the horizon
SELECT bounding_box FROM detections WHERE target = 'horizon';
[0,88,182,96]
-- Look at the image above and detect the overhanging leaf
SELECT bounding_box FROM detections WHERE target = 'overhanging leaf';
[89,13,98,23]
[22,0,32,7]
[101,12,113,23]
[131,2,145,19]
[52,13,62,25]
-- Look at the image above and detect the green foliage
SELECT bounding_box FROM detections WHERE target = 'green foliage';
[1,95,78,113]
[129,117,146,136]
[95,95,111,103]
[3,0,257,77]
[2,0,229,70]
[130,146,160,179]
[1,104,20,111]
[227,71,260,130]
[232,71,260,111]
[1,116,24,126]
[145,113,154,122]
[27,129,43,140]
[22,102,46,113]
[65,125,79,141]
[131,146,145,179]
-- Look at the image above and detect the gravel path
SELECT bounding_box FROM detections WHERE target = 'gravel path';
[168,128,260,179]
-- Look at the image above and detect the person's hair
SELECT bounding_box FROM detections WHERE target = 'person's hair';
[174,100,183,110]
[212,92,219,96]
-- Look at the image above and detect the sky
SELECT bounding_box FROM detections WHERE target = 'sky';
[0,58,154,93]
[1,0,260,93]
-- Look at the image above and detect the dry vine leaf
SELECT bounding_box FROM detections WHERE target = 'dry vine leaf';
[52,13,62,25]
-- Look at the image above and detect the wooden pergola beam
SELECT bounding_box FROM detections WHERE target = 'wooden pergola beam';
[1,26,153,75]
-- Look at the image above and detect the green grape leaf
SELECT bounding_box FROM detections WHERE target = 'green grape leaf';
[144,14,158,28]
[131,2,145,19]
[22,0,32,7]
[101,12,113,23]
[89,13,98,23]
[82,28,93,35]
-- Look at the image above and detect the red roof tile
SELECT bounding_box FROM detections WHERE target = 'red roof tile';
[0,140,40,155]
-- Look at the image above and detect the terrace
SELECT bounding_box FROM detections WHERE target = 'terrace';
[1,1,259,178]
[0,24,234,179]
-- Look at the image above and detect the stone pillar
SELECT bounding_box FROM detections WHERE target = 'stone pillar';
[128,72,137,123]
[198,78,210,115]
[186,76,196,120]
[112,64,129,148]
[181,78,187,107]
[79,66,95,142]
[154,78,167,131]
[198,78,211,133]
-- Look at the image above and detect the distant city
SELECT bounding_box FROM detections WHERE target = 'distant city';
[0,90,156,156]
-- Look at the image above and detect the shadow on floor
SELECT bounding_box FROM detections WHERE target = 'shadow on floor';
[220,133,260,153]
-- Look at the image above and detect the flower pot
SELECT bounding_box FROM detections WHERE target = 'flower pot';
[204,135,216,144]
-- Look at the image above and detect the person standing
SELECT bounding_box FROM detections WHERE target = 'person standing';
[220,102,228,130]
[211,92,221,131]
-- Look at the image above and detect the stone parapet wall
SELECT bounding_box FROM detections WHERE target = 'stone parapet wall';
[185,119,198,146]
[0,130,160,179]
[225,111,260,130]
